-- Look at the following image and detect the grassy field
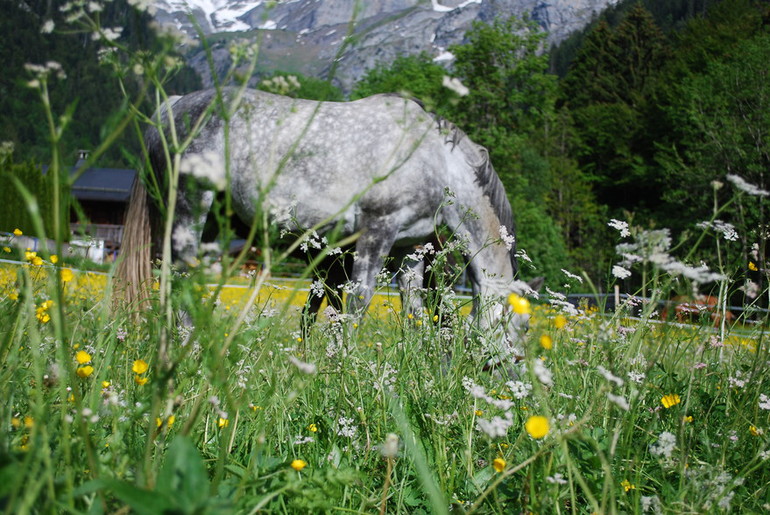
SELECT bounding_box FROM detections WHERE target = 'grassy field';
[0,246,768,514]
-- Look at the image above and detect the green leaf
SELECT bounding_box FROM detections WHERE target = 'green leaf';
[156,435,211,512]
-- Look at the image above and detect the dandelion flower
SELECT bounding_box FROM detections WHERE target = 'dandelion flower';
[661,394,681,409]
[76,365,94,378]
[554,314,567,329]
[492,457,506,473]
[290,459,307,471]
[13,228,22,236]
[132,359,149,374]
[507,293,531,315]
[524,415,549,439]
[75,350,91,364]
[540,334,553,350]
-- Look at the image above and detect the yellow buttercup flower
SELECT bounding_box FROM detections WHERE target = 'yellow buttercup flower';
[134,375,149,386]
[13,228,22,236]
[60,268,74,282]
[621,479,635,492]
[492,457,506,473]
[76,365,94,378]
[307,423,318,433]
[132,359,149,374]
[290,459,307,471]
[76,350,92,364]
[540,334,553,350]
[50,254,58,264]
[661,394,681,409]
[749,261,758,271]
[507,293,531,315]
[524,416,550,439]
[554,314,567,329]
[218,417,229,428]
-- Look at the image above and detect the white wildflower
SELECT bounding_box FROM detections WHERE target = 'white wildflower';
[380,433,400,458]
[696,220,739,241]
[288,356,317,375]
[41,20,55,34]
[597,366,624,387]
[759,394,770,410]
[641,495,663,514]
[728,371,746,389]
[506,380,532,400]
[442,76,469,96]
[608,219,631,237]
[309,280,325,298]
[476,413,514,438]
[516,248,533,264]
[607,393,630,411]
[649,431,676,459]
[498,225,516,250]
[612,265,632,279]
[546,473,568,485]
[532,359,553,386]
[726,174,770,197]
[561,269,583,283]
[628,371,645,384]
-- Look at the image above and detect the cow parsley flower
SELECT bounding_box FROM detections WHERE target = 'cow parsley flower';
[650,431,676,459]
[608,219,631,237]
[726,174,769,197]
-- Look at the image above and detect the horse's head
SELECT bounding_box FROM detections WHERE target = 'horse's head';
[479,277,544,368]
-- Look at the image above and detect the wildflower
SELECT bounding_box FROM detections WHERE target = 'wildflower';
[683,415,693,423]
[307,423,318,432]
[156,415,176,428]
[475,409,484,416]
[607,393,630,411]
[76,365,94,378]
[759,394,770,411]
[507,293,531,315]
[547,473,568,485]
[524,416,549,439]
[134,376,149,386]
[506,380,532,400]
[621,479,635,492]
[554,314,567,329]
[608,219,630,237]
[477,415,513,438]
[749,261,758,272]
[649,431,676,459]
[60,268,74,282]
[492,457,506,473]
[612,265,632,279]
[380,433,399,458]
[75,350,91,364]
[218,417,229,428]
[132,359,149,374]
[13,228,22,236]
[442,76,469,96]
[539,334,553,350]
[498,225,516,250]
[661,394,681,409]
[290,459,307,471]
[101,381,110,388]
[726,174,769,197]
[288,356,317,375]
[750,425,763,437]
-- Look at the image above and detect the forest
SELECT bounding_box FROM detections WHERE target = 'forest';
[1,0,768,299]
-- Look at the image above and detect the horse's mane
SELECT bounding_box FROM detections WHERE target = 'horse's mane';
[433,115,518,273]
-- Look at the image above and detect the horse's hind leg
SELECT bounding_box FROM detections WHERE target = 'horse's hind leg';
[349,218,398,315]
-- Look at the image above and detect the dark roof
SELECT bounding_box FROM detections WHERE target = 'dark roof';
[69,163,136,202]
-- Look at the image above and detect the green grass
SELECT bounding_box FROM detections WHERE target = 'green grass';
[0,254,768,514]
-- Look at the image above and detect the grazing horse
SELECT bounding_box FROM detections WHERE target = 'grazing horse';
[117,87,531,351]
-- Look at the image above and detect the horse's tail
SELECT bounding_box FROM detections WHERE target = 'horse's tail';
[114,175,153,313]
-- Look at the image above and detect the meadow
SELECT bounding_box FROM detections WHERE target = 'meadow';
[2,3,769,512]
[0,230,768,514]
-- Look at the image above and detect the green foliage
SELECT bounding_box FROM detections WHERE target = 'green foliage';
[0,157,69,240]
[351,53,457,114]
[257,70,344,101]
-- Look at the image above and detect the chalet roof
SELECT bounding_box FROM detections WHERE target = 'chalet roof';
[69,162,136,203]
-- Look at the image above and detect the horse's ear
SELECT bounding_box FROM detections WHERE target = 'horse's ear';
[527,276,545,293]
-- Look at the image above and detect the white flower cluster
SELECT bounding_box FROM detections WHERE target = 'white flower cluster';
[726,174,769,197]
[498,225,516,251]
[696,220,739,242]
[179,151,227,191]
[649,431,676,459]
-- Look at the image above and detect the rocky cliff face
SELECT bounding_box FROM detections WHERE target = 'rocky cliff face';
[155,0,618,92]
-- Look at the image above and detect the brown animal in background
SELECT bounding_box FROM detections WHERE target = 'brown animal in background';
[662,295,734,327]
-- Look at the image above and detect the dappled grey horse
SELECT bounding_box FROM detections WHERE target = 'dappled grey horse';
[119,87,531,354]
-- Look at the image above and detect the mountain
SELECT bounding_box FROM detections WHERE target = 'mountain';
[155,0,620,92]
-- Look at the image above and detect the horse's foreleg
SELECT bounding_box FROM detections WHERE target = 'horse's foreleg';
[349,220,398,316]
[171,187,215,266]
[392,248,425,317]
